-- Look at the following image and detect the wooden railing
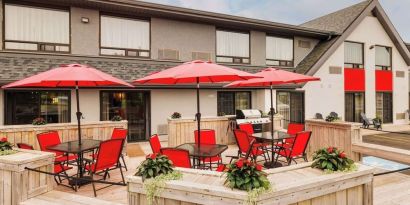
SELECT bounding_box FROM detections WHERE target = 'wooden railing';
[0,121,128,150]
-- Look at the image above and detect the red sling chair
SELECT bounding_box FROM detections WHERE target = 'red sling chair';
[233,129,267,162]
[85,139,125,197]
[194,129,222,170]
[37,131,77,164]
[149,134,162,154]
[238,123,270,160]
[274,131,312,165]
[161,148,192,168]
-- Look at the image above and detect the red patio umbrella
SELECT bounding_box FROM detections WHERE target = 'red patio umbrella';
[134,60,261,152]
[2,64,133,145]
[226,67,320,167]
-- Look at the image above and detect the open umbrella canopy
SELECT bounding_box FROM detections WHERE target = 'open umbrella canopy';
[2,64,133,88]
[225,67,320,87]
[133,60,261,84]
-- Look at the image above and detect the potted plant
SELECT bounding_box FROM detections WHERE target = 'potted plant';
[170,112,181,119]
[222,158,272,205]
[311,146,356,173]
[111,115,123,121]
[135,153,182,205]
[325,112,340,122]
[217,112,226,117]
[32,117,47,125]
[0,137,17,156]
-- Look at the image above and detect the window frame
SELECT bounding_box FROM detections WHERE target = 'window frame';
[215,29,251,65]
[344,41,365,69]
[3,3,71,54]
[265,35,294,67]
[4,90,71,125]
[375,45,392,71]
[217,91,252,115]
[99,13,151,59]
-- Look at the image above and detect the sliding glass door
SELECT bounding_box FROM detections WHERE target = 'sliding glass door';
[277,91,305,128]
[101,91,150,142]
[376,92,393,123]
[345,92,365,122]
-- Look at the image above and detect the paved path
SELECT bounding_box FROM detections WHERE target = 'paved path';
[363,130,410,150]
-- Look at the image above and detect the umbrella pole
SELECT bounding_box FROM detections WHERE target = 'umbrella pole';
[196,77,201,168]
[75,82,82,146]
[270,84,275,164]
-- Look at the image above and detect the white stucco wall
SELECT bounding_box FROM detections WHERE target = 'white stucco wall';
[304,16,409,124]
[70,89,100,122]
[346,16,409,124]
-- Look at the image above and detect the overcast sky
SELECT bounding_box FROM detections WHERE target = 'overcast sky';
[141,0,410,42]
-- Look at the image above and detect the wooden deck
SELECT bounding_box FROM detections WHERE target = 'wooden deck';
[46,142,410,205]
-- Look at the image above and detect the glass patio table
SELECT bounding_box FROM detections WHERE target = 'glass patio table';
[47,139,101,187]
[176,143,228,168]
[252,131,295,168]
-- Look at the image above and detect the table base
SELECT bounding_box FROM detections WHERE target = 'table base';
[264,161,283,168]
[69,176,93,187]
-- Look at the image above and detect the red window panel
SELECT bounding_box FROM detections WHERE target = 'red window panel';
[375,70,393,92]
[344,68,365,91]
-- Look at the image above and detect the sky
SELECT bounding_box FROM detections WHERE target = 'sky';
[141,0,410,42]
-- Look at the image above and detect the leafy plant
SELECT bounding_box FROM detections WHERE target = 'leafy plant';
[311,146,357,173]
[135,154,182,205]
[170,112,181,119]
[223,158,272,205]
[325,113,340,122]
[135,154,174,181]
[111,115,123,121]
[0,137,16,156]
[217,112,226,117]
[373,117,382,124]
[32,117,46,125]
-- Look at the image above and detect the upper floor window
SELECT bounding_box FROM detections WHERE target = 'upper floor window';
[375,45,392,70]
[100,15,150,58]
[216,30,250,64]
[266,36,294,67]
[4,4,70,53]
[344,41,364,68]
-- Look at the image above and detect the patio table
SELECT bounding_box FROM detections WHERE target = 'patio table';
[176,143,228,169]
[47,139,101,188]
[252,131,295,168]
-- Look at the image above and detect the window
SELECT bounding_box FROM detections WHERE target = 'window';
[345,92,365,122]
[277,91,304,128]
[266,36,294,67]
[344,41,364,68]
[4,4,70,53]
[217,92,251,115]
[100,15,150,58]
[376,92,393,123]
[5,91,70,125]
[216,30,250,64]
[375,46,392,70]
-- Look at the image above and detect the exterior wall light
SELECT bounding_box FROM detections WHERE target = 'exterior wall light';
[369,45,375,49]
[81,17,90,24]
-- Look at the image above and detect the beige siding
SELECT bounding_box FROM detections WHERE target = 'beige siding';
[294,36,320,66]
[150,18,216,62]
[250,31,266,66]
[70,7,100,56]
[70,89,100,122]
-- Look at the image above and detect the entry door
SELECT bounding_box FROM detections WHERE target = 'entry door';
[345,93,365,122]
[376,92,392,123]
[277,91,305,128]
[101,91,150,142]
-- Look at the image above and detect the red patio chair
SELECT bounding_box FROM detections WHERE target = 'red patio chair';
[84,139,125,197]
[149,134,162,154]
[277,123,305,148]
[238,123,270,160]
[233,129,267,162]
[161,148,191,168]
[37,131,77,164]
[17,143,34,150]
[194,129,222,170]
[111,128,128,171]
[274,131,312,165]
[54,163,73,188]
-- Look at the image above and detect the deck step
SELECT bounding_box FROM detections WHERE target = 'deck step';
[20,191,123,205]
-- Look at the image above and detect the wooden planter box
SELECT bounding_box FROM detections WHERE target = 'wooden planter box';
[305,119,362,161]
[0,121,128,150]
[127,163,374,205]
[0,149,54,205]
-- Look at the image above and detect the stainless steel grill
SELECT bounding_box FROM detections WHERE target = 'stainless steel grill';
[235,109,270,133]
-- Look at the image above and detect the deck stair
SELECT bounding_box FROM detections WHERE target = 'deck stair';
[20,190,124,205]
[352,142,410,164]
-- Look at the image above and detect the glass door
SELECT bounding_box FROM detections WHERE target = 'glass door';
[101,91,150,142]
[277,91,305,128]
[376,92,393,123]
[345,92,365,122]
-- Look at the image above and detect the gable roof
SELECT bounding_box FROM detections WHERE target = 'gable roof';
[296,0,410,75]
[406,43,410,52]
